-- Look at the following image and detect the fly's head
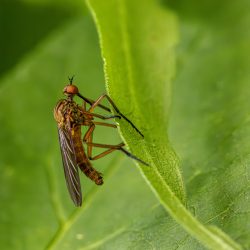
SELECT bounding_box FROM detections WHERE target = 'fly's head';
[63,76,79,99]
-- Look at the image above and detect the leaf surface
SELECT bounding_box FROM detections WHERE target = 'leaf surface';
[86,0,249,249]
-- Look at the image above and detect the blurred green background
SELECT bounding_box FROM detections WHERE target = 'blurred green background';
[0,0,249,249]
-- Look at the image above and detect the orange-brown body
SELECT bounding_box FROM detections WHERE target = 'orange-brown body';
[54,99,103,185]
[71,126,103,185]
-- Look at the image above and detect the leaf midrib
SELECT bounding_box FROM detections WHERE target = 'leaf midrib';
[115,0,174,191]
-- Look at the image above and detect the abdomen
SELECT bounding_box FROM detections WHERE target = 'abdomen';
[72,126,103,185]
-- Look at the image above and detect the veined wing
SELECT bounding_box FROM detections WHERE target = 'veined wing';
[58,127,82,206]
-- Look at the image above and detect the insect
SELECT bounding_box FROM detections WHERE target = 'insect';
[54,77,148,206]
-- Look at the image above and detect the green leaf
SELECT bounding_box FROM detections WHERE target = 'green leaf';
[87,0,185,203]
[86,0,247,249]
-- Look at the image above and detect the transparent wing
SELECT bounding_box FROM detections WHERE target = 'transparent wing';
[58,127,82,206]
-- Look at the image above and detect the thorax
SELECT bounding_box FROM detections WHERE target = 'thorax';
[54,99,86,128]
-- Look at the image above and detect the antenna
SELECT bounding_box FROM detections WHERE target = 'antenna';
[68,75,75,85]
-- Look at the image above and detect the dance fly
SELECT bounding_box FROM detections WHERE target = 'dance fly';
[54,77,148,206]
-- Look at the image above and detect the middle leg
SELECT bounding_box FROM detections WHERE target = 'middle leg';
[82,122,149,166]
[83,122,123,160]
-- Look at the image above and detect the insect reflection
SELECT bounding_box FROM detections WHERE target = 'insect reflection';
[54,77,148,206]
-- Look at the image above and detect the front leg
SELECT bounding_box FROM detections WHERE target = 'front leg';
[88,94,144,138]
[77,93,111,112]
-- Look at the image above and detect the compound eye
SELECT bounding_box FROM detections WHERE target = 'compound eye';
[63,84,79,95]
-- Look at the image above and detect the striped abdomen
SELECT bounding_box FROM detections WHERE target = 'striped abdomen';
[72,126,103,185]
